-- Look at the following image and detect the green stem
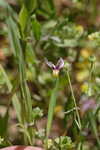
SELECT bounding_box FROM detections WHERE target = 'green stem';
[66,71,81,130]
[88,61,100,148]
[0,64,22,123]
[88,62,95,96]
[88,111,100,148]
[46,77,59,146]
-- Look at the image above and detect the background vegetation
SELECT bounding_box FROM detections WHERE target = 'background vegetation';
[0,0,100,149]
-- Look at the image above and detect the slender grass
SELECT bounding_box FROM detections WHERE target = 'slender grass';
[88,111,100,148]
[46,77,59,138]
[6,16,34,145]
[66,70,82,130]
[0,64,22,123]
[88,59,100,148]
[77,142,83,150]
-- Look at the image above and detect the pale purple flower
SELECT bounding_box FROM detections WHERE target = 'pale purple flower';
[45,58,64,76]
[80,97,96,116]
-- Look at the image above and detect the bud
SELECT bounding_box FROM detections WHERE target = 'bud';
[88,55,96,63]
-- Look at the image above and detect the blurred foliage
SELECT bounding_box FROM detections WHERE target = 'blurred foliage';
[46,136,75,150]
[0,0,100,149]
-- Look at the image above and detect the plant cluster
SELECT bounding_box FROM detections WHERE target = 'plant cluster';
[0,0,100,150]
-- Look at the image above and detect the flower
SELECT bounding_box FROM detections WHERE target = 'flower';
[80,96,96,116]
[45,58,64,77]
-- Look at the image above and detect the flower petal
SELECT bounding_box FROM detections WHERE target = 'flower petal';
[56,58,64,70]
[45,58,55,69]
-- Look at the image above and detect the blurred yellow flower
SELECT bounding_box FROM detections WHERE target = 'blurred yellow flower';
[75,61,89,69]
[81,48,92,58]
[76,25,84,34]
[76,70,89,82]
[81,83,88,93]
[55,105,63,113]
[55,105,64,118]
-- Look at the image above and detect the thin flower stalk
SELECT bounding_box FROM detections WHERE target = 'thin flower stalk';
[66,70,82,130]
[45,58,64,148]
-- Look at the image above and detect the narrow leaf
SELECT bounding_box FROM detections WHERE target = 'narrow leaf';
[46,78,59,137]
[19,5,29,33]
[24,0,37,13]
[0,65,22,123]
[31,15,41,40]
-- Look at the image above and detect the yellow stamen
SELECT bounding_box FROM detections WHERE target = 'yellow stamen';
[53,69,59,77]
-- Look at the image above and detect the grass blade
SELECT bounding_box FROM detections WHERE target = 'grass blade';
[88,111,100,148]
[66,70,82,130]
[0,64,22,123]
[46,78,59,137]
[6,16,34,144]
